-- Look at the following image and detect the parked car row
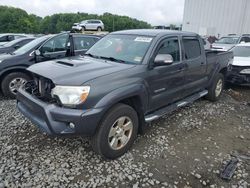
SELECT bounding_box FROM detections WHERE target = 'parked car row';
[0,32,102,98]
[0,37,35,54]
[0,33,30,45]
[212,34,250,51]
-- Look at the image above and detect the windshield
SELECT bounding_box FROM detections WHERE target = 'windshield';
[13,36,49,55]
[86,34,153,64]
[215,37,239,44]
[232,46,250,57]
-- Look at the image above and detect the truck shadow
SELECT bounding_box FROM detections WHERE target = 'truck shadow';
[0,93,12,101]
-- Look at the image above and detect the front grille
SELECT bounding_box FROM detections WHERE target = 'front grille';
[24,76,56,103]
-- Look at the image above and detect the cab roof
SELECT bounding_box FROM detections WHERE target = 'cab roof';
[111,29,198,37]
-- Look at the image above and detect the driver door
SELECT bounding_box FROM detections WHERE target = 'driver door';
[36,33,69,63]
[146,37,187,111]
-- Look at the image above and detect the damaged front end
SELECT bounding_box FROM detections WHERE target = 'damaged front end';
[23,75,59,104]
[16,74,103,136]
[227,65,250,85]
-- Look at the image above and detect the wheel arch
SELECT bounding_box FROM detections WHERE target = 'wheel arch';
[95,84,149,134]
[0,67,32,86]
[219,67,228,77]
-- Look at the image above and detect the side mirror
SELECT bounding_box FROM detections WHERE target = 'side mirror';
[240,41,246,44]
[34,49,41,56]
[154,54,174,66]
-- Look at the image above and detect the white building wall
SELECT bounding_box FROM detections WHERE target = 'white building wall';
[182,0,250,37]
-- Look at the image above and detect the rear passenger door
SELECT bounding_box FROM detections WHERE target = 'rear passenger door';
[147,36,187,111]
[73,36,99,55]
[182,36,207,96]
[86,21,95,30]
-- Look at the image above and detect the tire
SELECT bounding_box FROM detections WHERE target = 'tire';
[91,103,139,159]
[206,73,224,102]
[81,26,85,31]
[1,72,30,98]
[97,27,102,32]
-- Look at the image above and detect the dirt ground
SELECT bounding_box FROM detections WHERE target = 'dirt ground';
[0,85,249,188]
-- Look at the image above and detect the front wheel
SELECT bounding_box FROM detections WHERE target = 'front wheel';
[1,72,30,98]
[91,103,139,159]
[206,73,224,102]
[81,26,85,31]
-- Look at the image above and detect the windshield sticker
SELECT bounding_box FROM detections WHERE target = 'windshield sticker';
[134,37,152,43]
[134,56,142,62]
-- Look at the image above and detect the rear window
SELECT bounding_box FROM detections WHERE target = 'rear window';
[183,37,201,59]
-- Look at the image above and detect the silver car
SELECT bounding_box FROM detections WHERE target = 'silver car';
[212,34,250,51]
[72,20,104,32]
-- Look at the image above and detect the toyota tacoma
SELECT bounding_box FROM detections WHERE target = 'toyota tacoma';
[17,29,233,159]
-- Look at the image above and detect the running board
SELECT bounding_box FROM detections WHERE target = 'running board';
[145,90,208,123]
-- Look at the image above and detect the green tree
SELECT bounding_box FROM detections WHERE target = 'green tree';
[0,5,152,34]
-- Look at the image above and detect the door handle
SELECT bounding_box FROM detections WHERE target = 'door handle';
[201,62,205,65]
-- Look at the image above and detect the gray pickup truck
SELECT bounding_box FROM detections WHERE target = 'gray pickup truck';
[17,29,233,159]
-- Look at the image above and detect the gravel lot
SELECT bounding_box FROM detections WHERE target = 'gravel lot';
[0,85,249,188]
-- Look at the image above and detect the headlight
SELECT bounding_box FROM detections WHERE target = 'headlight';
[240,69,250,74]
[51,86,90,107]
[0,60,2,63]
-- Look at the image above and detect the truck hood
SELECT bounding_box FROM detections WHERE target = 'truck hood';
[212,43,235,51]
[232,56,250,66]
[28,56,136,85]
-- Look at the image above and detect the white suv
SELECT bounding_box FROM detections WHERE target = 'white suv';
[72,20,104,32]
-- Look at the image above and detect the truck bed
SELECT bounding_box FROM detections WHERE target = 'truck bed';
[205,49,233,68]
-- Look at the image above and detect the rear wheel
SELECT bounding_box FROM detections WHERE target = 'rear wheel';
[1,72,30,98]
[206,73,224,102]
[97,27,102,32]
[91,103,138,159]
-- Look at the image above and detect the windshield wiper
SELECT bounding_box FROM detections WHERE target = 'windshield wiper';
[85,53,99,58]
[85,54,127,64]
[99,56,126,63]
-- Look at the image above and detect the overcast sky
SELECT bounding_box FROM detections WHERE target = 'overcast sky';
[0,0,185,25]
